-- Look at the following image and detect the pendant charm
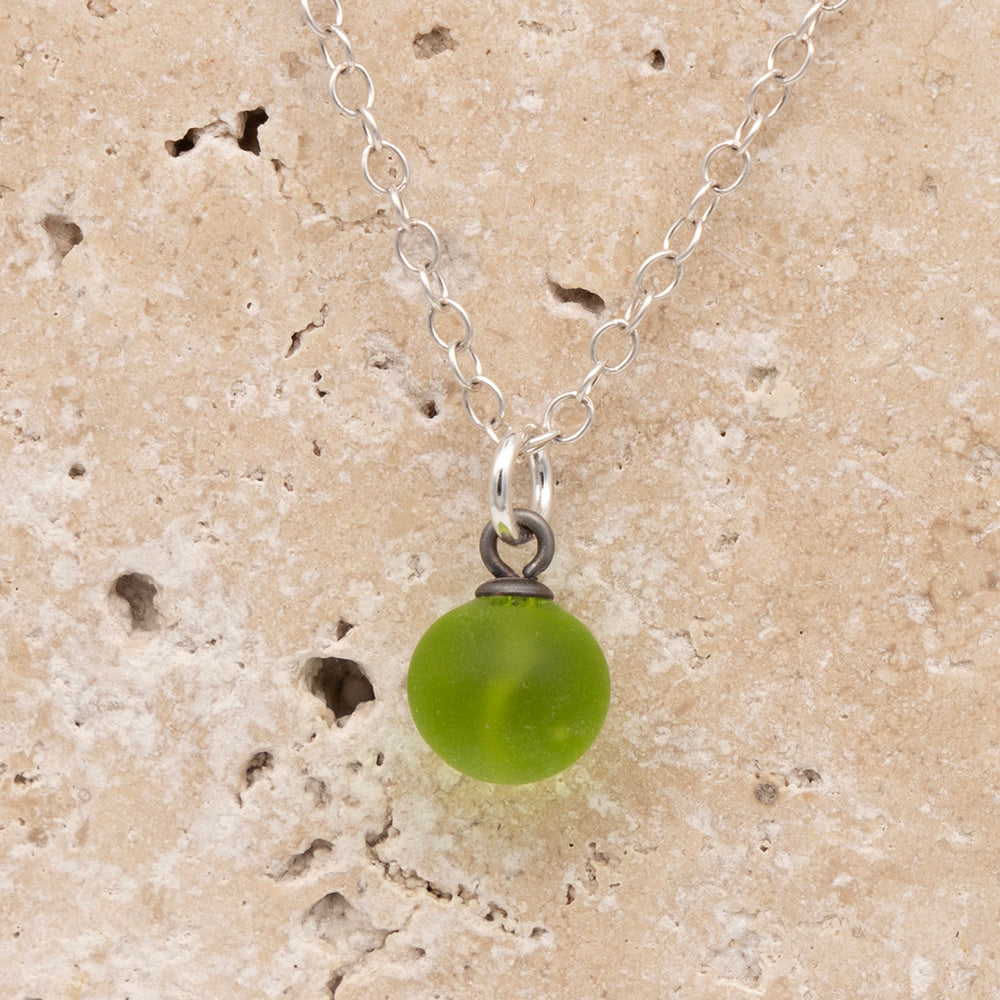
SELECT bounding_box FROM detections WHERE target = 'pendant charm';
[407,510,610,784]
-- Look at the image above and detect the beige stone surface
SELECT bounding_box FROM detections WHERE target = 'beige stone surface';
[3,1,1000,997]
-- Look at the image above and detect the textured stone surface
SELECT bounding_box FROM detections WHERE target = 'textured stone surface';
[3,1,1000,998]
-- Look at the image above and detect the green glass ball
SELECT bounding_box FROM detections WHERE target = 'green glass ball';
[407,595,610,784]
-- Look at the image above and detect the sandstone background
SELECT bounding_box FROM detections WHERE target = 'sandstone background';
[3,2,999,998]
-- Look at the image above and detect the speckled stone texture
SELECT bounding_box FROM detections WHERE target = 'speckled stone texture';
[3,2,1000,998]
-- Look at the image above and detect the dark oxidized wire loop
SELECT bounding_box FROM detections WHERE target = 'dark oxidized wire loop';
[475,509,555,599]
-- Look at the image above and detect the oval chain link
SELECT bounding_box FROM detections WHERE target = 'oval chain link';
[301,0,852,454]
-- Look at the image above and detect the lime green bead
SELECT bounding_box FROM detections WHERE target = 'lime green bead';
[407,596,610,784]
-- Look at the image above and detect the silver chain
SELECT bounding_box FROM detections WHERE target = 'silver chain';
[301,0,853,458]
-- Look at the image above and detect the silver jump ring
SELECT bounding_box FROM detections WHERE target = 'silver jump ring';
[746,68,790,121]
[361,140,409,195]
[328,62,374,117]
[395,219,441,272]
[319,24,354,71]
[687,180,721,226]
[543,391,595,445]
[798,2,827,39]
[419,268,448,308]
[664,214,704,265]
[702,140,752,195]
[301,0,343,34]
[357,105,381,150]
[446,340,482,390]
[635,249,684,301]
[522,426,562,455]
[489,432,553,542]
[768,32,815,85]
[463,376,506,442]
[591,317,640,372]
[429,297,473,351]
[733,112,765,154]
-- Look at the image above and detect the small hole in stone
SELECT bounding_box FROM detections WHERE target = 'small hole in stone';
[413,25,457,59]
[755,782,779,805]
[112,573,160,631]
[69,462,86,478]
[165,127,199,157]
[42,214,83,262]
[236,106,268,155]
[336,618,355,640]
[305,657,375,724]
[283,838,333,879]
[794,767,823,787]
[420,399,439,419]
[746,365,779,392]
[548,280,605,315]
[244,750,274,787]
[648,48,665,70]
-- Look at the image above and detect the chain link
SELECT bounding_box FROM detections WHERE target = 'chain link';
[301,0,853,456]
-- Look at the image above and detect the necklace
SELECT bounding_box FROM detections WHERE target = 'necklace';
[300,0,853,784]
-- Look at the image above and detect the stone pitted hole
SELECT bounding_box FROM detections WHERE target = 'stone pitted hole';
[42,214,83,262]
[285,302,331,360]
[306,890,390,952]
[113,573,160,631]
[794,767,822,787]
[746,364,779,392]
[165,124,204,157]
[755,781,779,805]
[68,462,86,478]
[648,48,666,70]
[548,279,605,315]
[413,25,456,59]
[281,838,333,880]
[165,107,269,158]
[244,750,274,788]
[305,657,375,724]
[236,106,268,155]
[285,329,304,358]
